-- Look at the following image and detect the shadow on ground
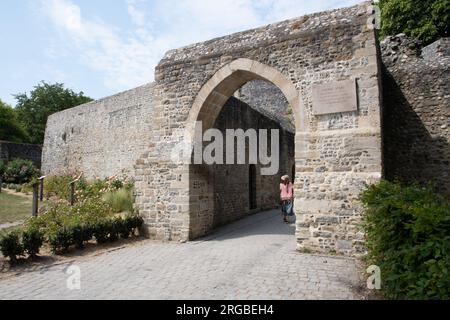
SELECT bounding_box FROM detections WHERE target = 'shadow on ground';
[195,209,296,243]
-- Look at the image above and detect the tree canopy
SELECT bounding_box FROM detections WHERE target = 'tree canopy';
[0,99,29,143]
[14,82,93,144]
[379,0,449,45]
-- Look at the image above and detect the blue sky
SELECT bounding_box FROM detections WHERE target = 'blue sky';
[0,0,362,106]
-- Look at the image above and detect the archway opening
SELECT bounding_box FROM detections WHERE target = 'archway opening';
[188,59,303,239]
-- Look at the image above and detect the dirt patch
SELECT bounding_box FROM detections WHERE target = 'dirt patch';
[0,220,24,231]
[1,188,33,199]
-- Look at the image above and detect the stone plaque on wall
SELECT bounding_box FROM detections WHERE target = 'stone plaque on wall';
[312,79,358,115]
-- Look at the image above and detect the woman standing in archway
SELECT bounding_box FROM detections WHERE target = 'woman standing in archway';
[280,175,294,223]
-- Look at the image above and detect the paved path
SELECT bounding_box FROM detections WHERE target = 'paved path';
[0,210,364,300]
[0,220,24,231]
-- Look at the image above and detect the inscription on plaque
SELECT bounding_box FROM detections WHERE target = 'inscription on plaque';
[312,79,358,115]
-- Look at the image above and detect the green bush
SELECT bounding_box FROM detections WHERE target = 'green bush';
[108,220,121,242]
[361,180,450,299]
[2,213,142,258]
[123,214,143,237]
[92,215,142,244]
[2,180,141,257]
[22,228,44,258]
[49,228,73,254]
[130,215,144,232]
[93,221,110,244]
[39,198,108,226]
[80,179,108,199]
[43,175,77,201]
[0,160,5,177]
[116,217,131,239]
[70,225,91,249]
[2,159,37,184]
[0,232,24,262]
[27,203,70,238]
[43,175,133,205]
[111,179,124,190]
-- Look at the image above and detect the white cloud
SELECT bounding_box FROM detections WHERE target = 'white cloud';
[127,0,147,27]
[40,0,159,91]
[40,0,361,94]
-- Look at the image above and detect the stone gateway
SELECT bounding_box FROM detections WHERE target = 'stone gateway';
[42,2,448,256]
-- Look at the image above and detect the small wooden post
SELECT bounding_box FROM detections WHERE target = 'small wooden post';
[69,181,76,206]
[32,182,39,217]
[38,175,46,202]
[69,175,82,206]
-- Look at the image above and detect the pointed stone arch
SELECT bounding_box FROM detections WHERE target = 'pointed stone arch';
[186,58,305,239]
[186,58,308,136]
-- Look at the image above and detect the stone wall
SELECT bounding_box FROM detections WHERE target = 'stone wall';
[134,1,383,254]
[381,36,450,197]
[236,80,295,132]
[42,83,156,178]
[0,141,42,167]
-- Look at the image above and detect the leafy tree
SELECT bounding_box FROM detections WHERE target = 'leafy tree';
[0,99,29,143]
[379,0,449,45]
[14,82,93,144]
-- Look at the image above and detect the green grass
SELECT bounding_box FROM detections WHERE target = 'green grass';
[0,191,32,225]
[102,188,134,213]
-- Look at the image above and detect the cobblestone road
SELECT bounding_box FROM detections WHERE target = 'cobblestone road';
[0,210,364,300]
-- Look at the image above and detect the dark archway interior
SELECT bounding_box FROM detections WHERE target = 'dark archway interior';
[196,80,296,231]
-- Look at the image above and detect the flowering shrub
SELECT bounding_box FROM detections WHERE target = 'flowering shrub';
[43,175,134,207]
[0,176,142,261]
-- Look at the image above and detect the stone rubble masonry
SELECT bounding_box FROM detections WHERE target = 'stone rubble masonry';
[42,83,156,178]
[381,35,450,197]
[0,140,42,168]
[236,79,295,133]
[42,2,383,255]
